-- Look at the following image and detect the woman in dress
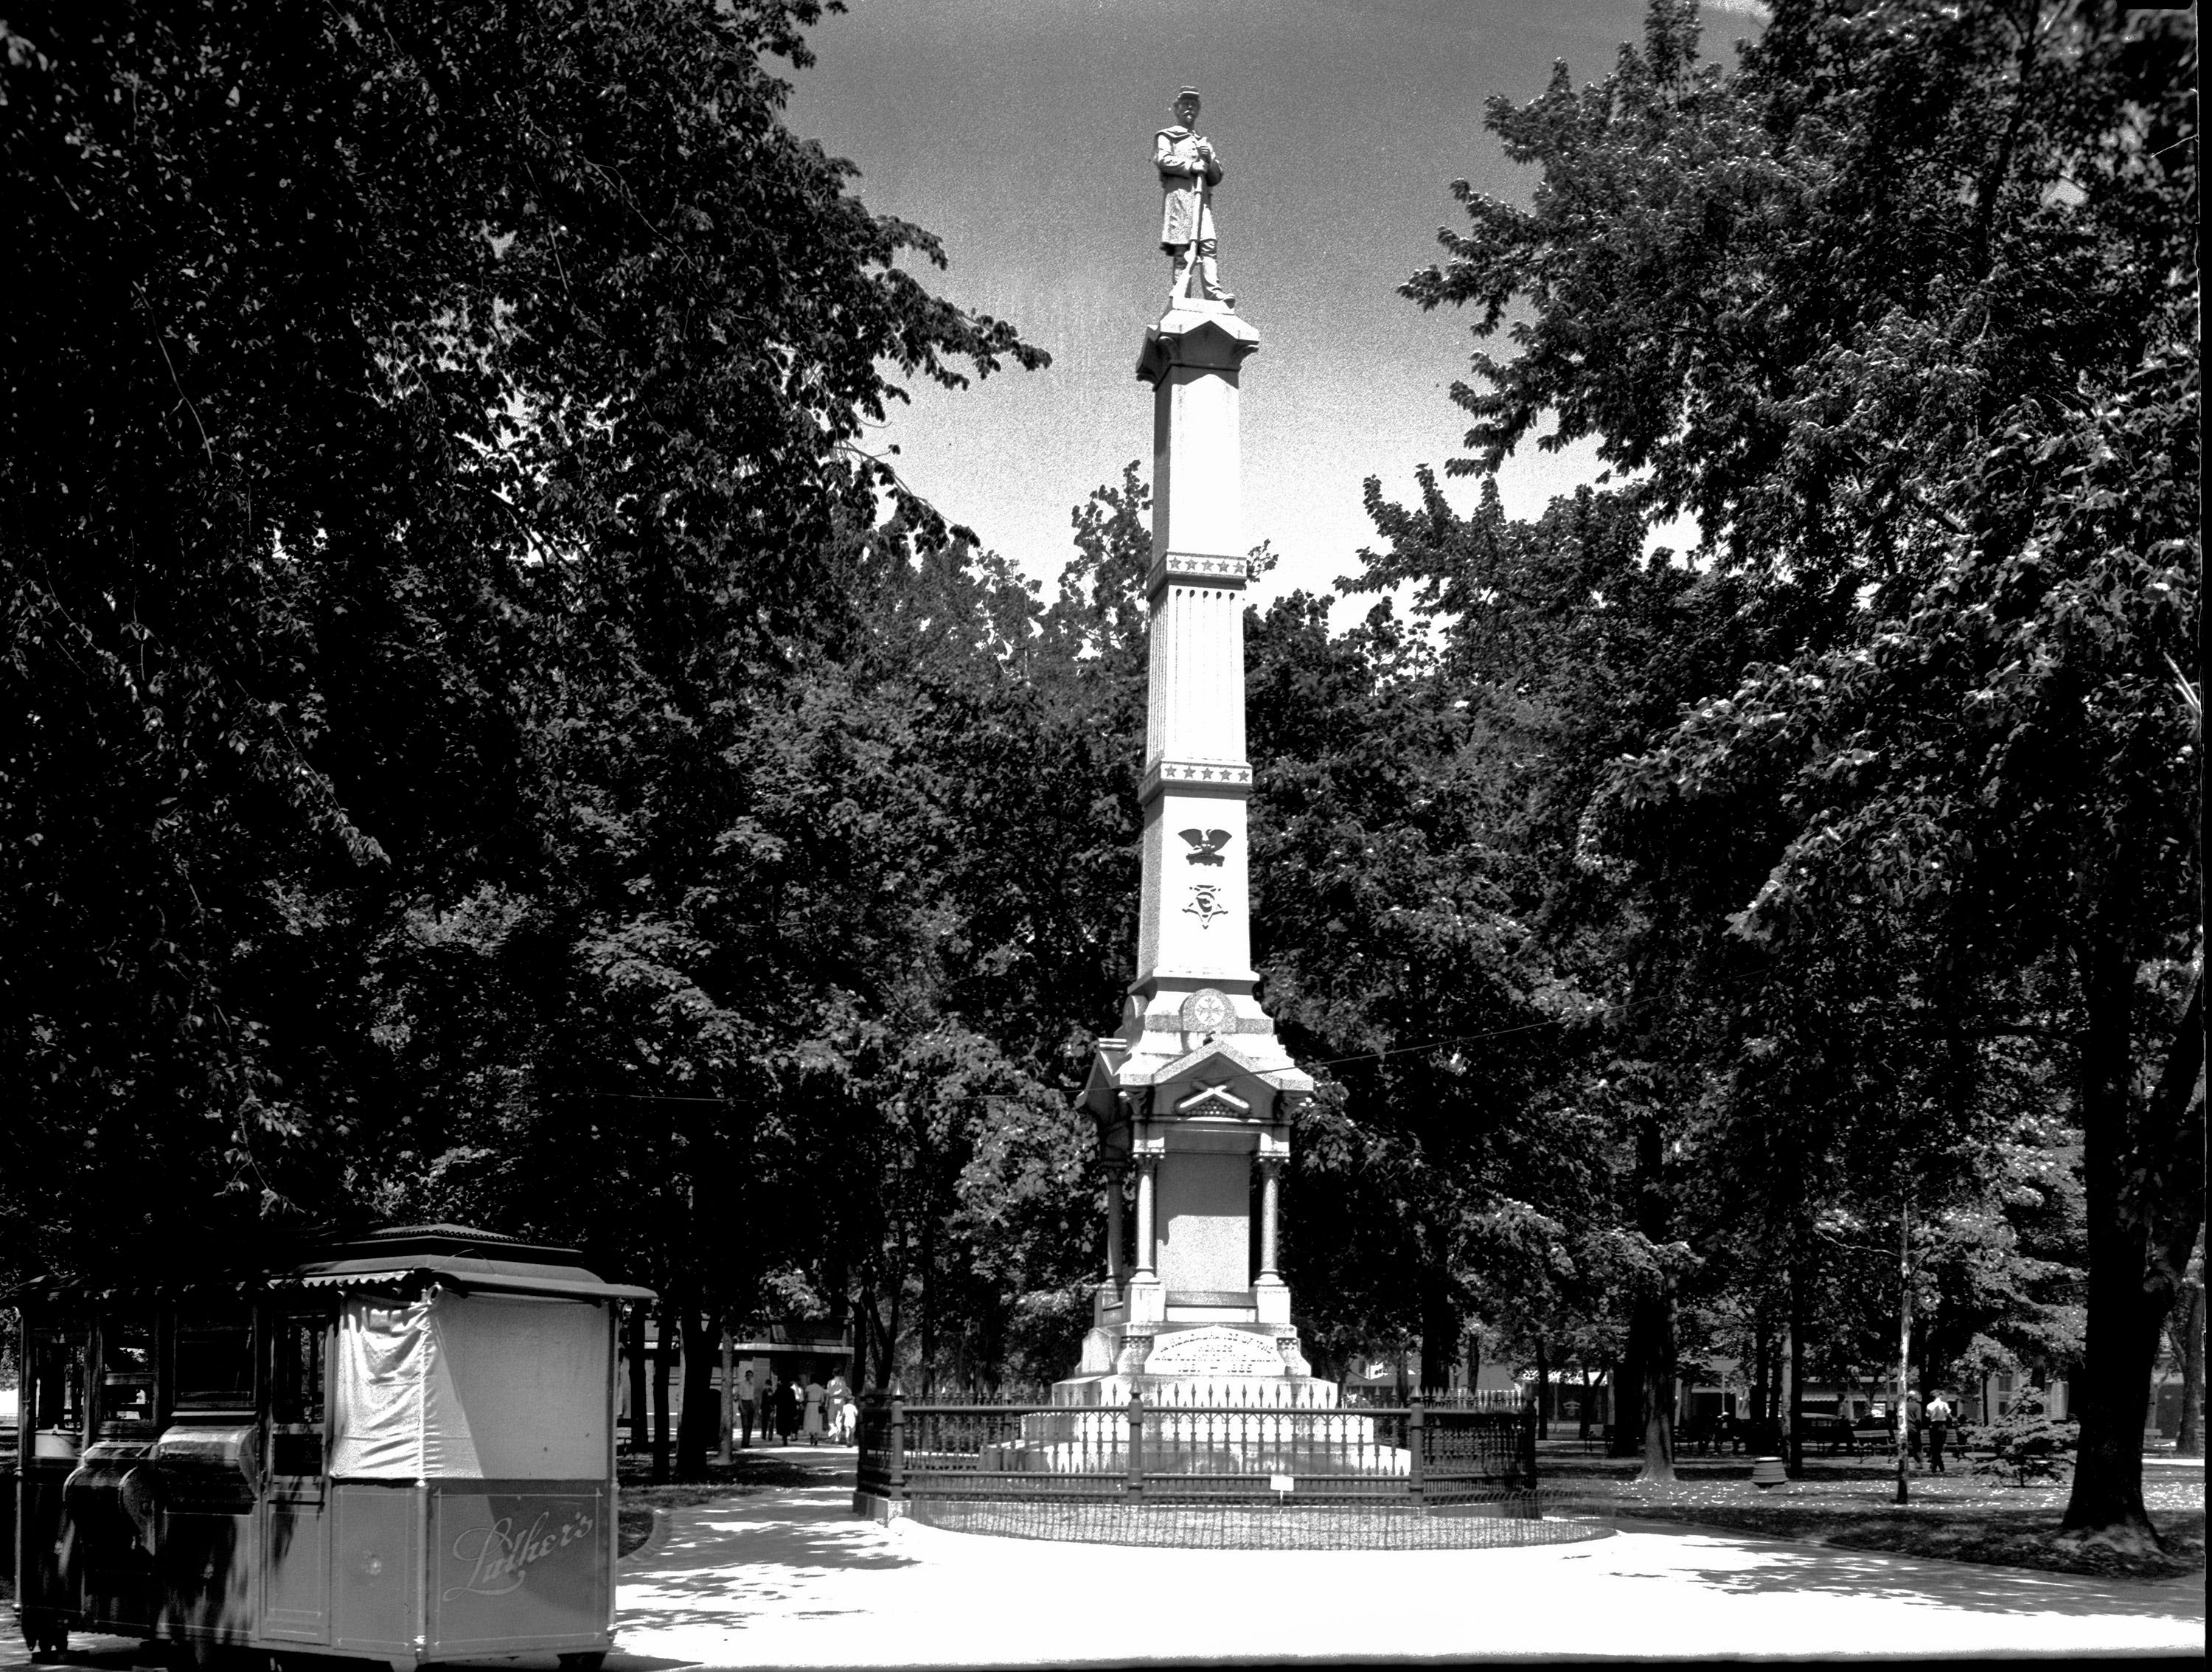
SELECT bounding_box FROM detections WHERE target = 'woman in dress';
[802,1374,828,1443]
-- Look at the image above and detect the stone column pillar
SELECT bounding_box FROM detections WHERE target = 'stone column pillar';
[1133,305,1262,1001]
[1133,1154,1159,1277]
[1256,1155,1282,1280]
[1105,1162,1127,1284]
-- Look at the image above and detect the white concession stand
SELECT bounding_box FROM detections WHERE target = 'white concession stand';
[12,1224,653,1671]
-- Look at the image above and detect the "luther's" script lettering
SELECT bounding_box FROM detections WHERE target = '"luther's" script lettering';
[442,1508,595,1600]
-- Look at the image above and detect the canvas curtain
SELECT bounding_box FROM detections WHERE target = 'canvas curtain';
[329,1289,609,1480]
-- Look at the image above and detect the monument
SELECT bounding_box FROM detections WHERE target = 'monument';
[1050,90,1329,1412]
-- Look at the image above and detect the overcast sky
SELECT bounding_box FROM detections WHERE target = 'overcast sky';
[785,0,1765,608]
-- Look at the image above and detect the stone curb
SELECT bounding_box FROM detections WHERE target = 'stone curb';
[619,1504,671,1565]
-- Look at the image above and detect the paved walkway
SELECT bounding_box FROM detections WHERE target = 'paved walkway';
[606,1471,2205,1667]
[4,1460,2202,1668]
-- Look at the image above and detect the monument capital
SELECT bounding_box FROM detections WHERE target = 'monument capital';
[1137,303,1260,385]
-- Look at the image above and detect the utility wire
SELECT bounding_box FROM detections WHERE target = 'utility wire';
[1299,958,1778,1072]
[588,962,1783,1104]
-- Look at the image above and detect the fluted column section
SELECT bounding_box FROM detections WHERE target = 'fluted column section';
[1133,1154,1159,1277]
[1104,1162,1127,1285]
[1256,1156,1282,1280]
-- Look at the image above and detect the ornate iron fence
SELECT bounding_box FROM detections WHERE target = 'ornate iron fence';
[906,1491,1611,1551]
[857,1392,1537,1510]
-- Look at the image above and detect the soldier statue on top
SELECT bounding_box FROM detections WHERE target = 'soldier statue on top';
[1157,88,1233,308]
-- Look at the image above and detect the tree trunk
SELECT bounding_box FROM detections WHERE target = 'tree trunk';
[1534,1337,1551,1438]
[1638,1320,1675,1482]
[1750,1315,1771,1432]
[1418,1276,1458,1395]
[651,1304,675,1485]
[1621,1293,1674,1477]
[625,1303,648,1457]
[2060,946,2202,1548]
[885,1254,905,1392]
[1896,1196,1913,1505]
[675,1308,720,1480]
[852,1275,874,1395]
[1786,1260,1806,1479]
[827,1253,851,1386]
[1630,1106,1675,1481]
[2177,1280,2204,1457]
[1609,1355,1640,1459]
[1579,1368,1594,1442]
[919,1211,936,1395]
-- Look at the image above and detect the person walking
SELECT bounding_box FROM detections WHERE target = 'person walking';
[1925,1390,1953,1474]
[1905,1390,1924,1471]
[802,1375,827,1444]
[737,1369,757,1449]
[827,1373,854,1445]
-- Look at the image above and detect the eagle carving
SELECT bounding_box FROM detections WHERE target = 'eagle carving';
[1179,828,1231,866]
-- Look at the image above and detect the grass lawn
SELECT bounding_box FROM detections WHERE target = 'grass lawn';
[1539,1454,2206,1581]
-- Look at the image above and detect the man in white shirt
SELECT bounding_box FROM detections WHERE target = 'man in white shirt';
[1925,1391,1953,1474]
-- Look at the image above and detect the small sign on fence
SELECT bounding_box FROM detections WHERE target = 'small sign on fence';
[1270,1473,1295,1495]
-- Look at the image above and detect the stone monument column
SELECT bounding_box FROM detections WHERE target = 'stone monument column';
[1134,304,1261,1000]
[1060,276,1321,1406]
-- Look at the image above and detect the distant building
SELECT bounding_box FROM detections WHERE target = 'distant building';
[615,1317,852,1442]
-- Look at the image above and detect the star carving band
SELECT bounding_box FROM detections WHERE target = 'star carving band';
[1142,760,1254,801]
[1147,552,1251,592]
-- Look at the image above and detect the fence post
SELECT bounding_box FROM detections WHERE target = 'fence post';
[1408,1397,1425,1505]
[1520,1395,1539,1485]
[888,1393,908,1503]
[1126,1392,1145,1499]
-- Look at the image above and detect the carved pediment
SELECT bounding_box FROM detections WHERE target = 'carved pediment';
[1175,1080,1251,1117]
[1150,1041,1280,1124]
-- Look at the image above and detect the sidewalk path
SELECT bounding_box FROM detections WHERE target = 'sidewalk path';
[2,1464,2199,1669]
[608,1474,2205,1667]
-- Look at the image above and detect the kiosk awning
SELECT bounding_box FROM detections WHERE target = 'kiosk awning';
[285,1253,654,1303]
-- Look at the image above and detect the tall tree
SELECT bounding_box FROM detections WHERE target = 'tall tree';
[1,0,1040,1330]
[1405,0,2197,1541]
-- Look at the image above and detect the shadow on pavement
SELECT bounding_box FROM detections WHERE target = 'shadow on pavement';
[1618,1519,2208,1620]
[616,1482,911,1639]
[634,1485,910,1582]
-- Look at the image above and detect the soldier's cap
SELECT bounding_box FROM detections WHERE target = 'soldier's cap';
[1176,87,1200,103]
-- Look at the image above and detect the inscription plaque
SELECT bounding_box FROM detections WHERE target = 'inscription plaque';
[1139,1325,1284,1378]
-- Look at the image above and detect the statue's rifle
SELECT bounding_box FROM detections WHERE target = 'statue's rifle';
[1176,137,1213,303]
[1192,139,1217,299]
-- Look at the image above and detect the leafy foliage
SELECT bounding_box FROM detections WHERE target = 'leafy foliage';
[1,0,1046,1465]
[1974,1399,2076,1487]
[1392,0,2196,1524]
